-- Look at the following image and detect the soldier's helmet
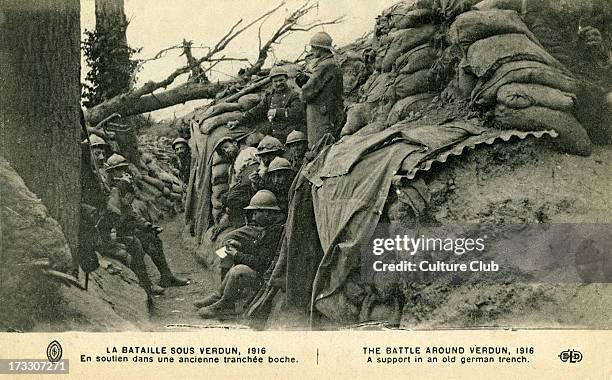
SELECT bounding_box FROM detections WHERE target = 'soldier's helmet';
[89,134,108,147]
[244,189,281,211]
[256,136,285,155]
[172,137,189,149]
[106,153,129,171]
[285,130,307,145]
[269,66,289,79]
[267,157,293,173]
[309,31,333,50]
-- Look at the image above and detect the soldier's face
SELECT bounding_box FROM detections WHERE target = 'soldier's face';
[174,143,189,157]
[252,210,274,226]
[288,142,307,158]
[272,76,288,91]
[92,146,107,166]
[268,171,289,190]
[219,141,239,160]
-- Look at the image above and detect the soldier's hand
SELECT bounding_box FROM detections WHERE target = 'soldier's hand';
[295,72,310,87]
[227,120,240,129]
[578,26,603,47]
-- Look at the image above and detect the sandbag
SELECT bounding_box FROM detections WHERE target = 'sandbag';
[138,180,162,198]
[394,69,434,99]
[340,103,375,136]
[171,184,183,194]
[466,33,564,79]
[157,170,181,185]
[142,175,165,192]
[472,61,580,106]
[361,73,394,103]
[497,83,576,111]
[199,111,243,134]
[387,92,437,125]
[396,44,436,74]
[392,8,433,29]
[201,102,242,120]
[449,10,540,48]
[238,94,262,111]
[494,104,591,156]
[382,25,437,72]
[473,0,522,12]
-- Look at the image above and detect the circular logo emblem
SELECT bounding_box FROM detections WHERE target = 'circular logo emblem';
[46,340,63,363]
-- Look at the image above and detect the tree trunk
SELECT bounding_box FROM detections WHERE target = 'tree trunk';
[95,0,127,44]
[85,81,228,125]
[0,0,82,255]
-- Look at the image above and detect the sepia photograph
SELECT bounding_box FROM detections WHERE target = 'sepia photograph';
[1,0,611,377]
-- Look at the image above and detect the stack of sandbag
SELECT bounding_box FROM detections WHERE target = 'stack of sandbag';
[380,1,439,126]
[448,7,592,155]
[341,1,439,135]
[194,102,243,135]
[209,151,230,225]
[138,135,181,178]
[130,151,185,222]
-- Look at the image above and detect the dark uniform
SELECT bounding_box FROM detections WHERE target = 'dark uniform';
[300,51,344,146]
[242,87,306,142]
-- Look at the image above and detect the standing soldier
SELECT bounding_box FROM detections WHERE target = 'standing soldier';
[296,31,344,146]
[240,66,306,142]
[172,137,191,185]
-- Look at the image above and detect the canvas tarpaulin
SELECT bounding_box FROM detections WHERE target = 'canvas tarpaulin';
[300,121,488,322]
[184,120,252,242]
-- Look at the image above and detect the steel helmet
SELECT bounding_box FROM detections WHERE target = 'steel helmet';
[267,157,293,173]
[244,190,281,211]
[89,134,108,147]
[269,66,289,79]
[285,130,307,145]
[256,136,285,155]
[309,31,333,50]
[172,137,189,149]
[106,153,129,171]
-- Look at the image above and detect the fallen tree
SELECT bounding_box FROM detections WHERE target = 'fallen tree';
[84,0,343,125]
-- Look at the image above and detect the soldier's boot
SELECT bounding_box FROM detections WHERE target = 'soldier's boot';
[148,248,189,288]
[193,293,222,309]
[197,299,237,319]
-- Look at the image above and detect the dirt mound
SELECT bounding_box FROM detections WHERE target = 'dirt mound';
[399,141,612,329]
[0,157,149,331]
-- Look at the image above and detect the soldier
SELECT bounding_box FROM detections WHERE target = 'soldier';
[97,179,189,296]
[285,130,308,170]
[296,31,345,146]
[211,135,259,234]
[172,137,191,185]
[262,157,295,213]
[239,66,306,142]
[105,153,132,184]
[250,135,286,190]
[88,134,111,168]
[195,190,284,318]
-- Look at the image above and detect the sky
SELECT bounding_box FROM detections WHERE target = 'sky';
[81,0,396,120]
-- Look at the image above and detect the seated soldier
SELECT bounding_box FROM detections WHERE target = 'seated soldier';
[97,179,189,297]
[104,153,132,184]
[285,130,308,170]
[262,157,296,214]
[195,190,284,318]
[212,136,260,233]
[250,135,286,190]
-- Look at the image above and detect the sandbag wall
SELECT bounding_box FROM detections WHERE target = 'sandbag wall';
[128,136,185,222]
[341,0,440,136]
[448,5,592,155]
